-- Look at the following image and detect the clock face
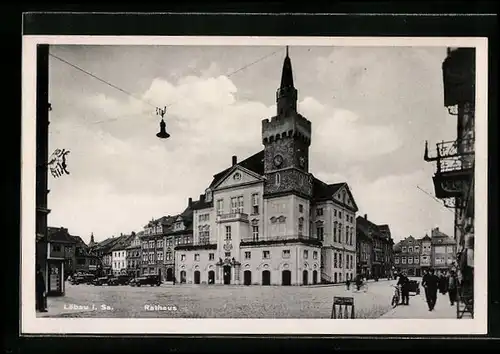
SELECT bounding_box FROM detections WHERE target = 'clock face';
[273,154,283,167]
[233,172,241,181]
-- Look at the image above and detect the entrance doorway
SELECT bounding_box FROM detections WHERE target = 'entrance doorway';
[166,268,173,281]
[303,270,308,285]
[208,270,215,284]
[194,270,200,284]
[262,270,271,285]
[244,270,252,285]
[180,270,186,283]
[282,270,291,286]
[223,265,231,285]
[313,270,318,284]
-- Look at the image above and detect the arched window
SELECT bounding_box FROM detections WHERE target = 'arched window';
[275,173,281,186]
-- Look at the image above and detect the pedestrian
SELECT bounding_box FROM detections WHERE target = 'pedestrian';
[355,274,362,291]
[397,271,410,305]
[422,268,440,311]
[448,270,458,306]
[346,278,351,290]
[439,271,448,295]
[36,264,47,312]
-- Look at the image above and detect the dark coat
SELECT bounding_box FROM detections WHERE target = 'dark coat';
[397,275,409,290]
[422,273,439,291]
[36,270,46,294]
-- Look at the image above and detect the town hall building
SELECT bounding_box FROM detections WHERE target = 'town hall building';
[175,48,359,285]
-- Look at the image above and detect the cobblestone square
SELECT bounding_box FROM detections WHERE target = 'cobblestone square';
[40,279,401,319]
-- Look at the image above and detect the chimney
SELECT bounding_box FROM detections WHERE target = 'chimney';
[364,214,367,220]
[188,197,193,206]
[232,155,237,166]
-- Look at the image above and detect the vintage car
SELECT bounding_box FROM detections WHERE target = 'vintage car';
[92,276,114,286]
[71,274,95,285]
[408,280,421,295]
[108,275,131,286]
[129,275,161,287]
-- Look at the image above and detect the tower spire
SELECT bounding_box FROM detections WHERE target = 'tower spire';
[277,46,297,116]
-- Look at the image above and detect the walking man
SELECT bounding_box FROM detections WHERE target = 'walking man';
[397,271,410,305]
[36,264,47,312]
[422,268,439,311]
[448,270,458,306]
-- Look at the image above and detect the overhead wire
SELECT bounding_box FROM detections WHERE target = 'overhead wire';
[48,48,283,131]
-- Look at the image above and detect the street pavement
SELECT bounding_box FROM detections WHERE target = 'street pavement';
[38,279,401,319]
[381,288,457,319]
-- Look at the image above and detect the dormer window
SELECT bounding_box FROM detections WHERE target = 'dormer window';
[205,189,212,202]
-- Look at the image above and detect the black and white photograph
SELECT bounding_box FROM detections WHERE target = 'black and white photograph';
[21,35,488,335]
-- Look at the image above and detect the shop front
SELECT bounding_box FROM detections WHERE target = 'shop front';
[46,258,65,296]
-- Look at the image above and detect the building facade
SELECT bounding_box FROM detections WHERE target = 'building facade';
[393,236,421,277]
[164,206,194,282]
[140,217,169,278]
[356,215,394,279]
[126,232,142,277]
[420,234,432,270]
[174,49,359,286]
[423,47,475,317]
[356,223,372,278]
[46,227,78,296]
[430,227,456,270]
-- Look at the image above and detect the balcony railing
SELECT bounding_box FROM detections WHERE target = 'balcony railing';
[240,234,321,246]
[424,138,474,173]
[216,212,249,223]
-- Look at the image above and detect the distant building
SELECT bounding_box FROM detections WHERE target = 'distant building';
[393,236,422,277]
[89,236,122,276]
[165,203,194,282]
[430,227,456,270]
[126,232,142,277]
[71,234,99,274]
[140,216,171,278]
[110,233,135,275]
[419,234,432,270]
[46,227,77,296]
[356,216,394,279]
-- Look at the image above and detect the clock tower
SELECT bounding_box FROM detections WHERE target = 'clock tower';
[261,47,313,199]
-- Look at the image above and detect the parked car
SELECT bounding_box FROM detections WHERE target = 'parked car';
[92,276,113,286]
[71,274,95,285]
[130,275,161,287]
[109,275,131,286]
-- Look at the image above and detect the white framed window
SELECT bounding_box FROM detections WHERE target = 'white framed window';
[408,257,413,264]
[339,253,343,268]
[333,222,338,242]
[216,199,224,215]
[237,196,244,213]
[395,257,399,264]
[275,173,281,185]
[303,250,309,259]
[408,246,413,253]
[316,226,324,241]
[334,253,338,268]
[299,204,304,213]
[194,254,200,261]
[180,254,186,261]
[251,193,259,214]
[316,208,323,216]
[282,249,291,258]
[225,226,232,240]
[230,197,238,214]
[209,253,215,260]
[244,251,251,260]
[298,217,304,235]
[252,225,259,241]
[402,257,406,264]
[263,250,270,259]
[402,246,407,252]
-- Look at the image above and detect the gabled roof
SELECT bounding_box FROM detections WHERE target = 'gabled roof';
[312,179,359,212]
[208,150,264,189]
[212,164,265,190]
[377,225,391,239]
[431,235,455,245]
[420,234,432,242]
[109,234,136,252]
[47,227,78,243]
[356,216,382,239]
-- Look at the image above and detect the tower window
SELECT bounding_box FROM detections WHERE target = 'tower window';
[275,173,281,185]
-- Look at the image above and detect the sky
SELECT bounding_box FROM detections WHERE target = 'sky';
[47,44,457,244]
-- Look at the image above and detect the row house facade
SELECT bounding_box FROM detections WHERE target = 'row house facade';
[126,232,142,277]
[140,217,169,278]
[71,235,99,274]
[110,233,136,275]
[393,228,456,276]
[89,236,122,276]
[173,49,358,286]
[393,236,422,277]
[46,227,77,296]
[355,216,395,279]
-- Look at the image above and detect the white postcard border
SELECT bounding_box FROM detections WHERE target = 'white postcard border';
[21,35,488,335]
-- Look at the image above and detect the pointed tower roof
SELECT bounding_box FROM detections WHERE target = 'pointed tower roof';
[280,46,294,89]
